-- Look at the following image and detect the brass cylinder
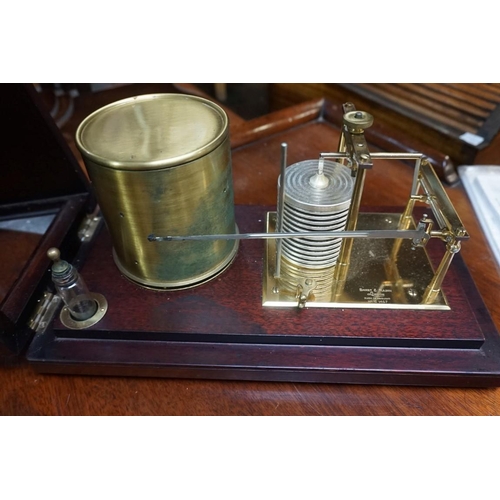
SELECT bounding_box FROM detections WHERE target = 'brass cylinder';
[76,94,238,289]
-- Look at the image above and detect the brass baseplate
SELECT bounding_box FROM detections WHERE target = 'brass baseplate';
[263,212,449,310]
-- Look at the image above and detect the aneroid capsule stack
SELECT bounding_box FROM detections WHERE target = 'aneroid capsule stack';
[278,159,354,301]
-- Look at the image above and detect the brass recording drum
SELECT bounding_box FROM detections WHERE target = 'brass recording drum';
[76,93,238,289]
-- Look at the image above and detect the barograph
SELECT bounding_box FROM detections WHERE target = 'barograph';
[2,85,500,386]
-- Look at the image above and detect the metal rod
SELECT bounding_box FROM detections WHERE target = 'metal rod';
[371,152,425,160]
[275,143,287,278]
[320,152,424,161]
[422,242,460,304]
[320,152,349,159]
[148,228,427,242]
[318,155,324,176]
[410,156,422,196]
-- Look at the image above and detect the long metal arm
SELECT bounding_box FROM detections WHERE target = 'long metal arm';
[149,228,428,242]
[320,152,425,160]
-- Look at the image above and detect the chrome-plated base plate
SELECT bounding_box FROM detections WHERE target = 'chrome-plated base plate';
[263,212,449,310]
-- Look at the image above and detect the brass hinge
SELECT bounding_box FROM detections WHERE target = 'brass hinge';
[78,213,102,242]
[28,292,62,333]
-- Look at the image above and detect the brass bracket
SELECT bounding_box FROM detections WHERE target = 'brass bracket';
[341,104,374,171]
[296,278,317,309]
[411,215,433,248]
[28,292,62,333]
[78,213,102,242]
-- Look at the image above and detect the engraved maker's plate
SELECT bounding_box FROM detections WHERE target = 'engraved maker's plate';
[263,212,449,310]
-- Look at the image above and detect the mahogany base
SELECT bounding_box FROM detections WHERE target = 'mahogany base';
[26,206,500,387]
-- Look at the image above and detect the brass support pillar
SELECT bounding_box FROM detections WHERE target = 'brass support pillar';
[332,106,373,298]
[423,241,460,304]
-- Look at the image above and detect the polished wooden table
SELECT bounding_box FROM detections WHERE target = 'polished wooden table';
[1,91,500,415]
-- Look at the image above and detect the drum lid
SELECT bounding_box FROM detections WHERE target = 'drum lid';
[76,93,228,170]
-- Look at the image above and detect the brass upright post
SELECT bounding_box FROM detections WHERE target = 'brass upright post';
[423,241,460,304]
[332,106,374,297]
[389,176,422,265]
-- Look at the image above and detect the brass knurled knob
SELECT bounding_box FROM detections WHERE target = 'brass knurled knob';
[343,110,374,130]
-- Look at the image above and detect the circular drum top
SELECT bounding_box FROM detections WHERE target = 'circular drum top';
[75,94,228,170]
[282,160,354,213]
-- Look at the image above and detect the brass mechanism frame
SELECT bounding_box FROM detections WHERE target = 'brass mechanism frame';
[263,103,469,309]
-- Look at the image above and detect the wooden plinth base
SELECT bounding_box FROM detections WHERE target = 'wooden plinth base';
[27,206,500,387]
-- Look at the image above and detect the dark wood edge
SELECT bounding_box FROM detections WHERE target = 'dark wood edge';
[230,99,324,149]
[336,84,464,142]
[25,84,94,197]
[28,305,500,386]
[25,357,500,387]
[1,194,89,325]
[27,323,500,387]
[26,362,500,388]
[477,101,500,146]
[0,195,84,219]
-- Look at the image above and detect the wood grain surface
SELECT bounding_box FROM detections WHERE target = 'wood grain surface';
[2,88,500,415]
[2,359,498,415]
[270,83,500,171]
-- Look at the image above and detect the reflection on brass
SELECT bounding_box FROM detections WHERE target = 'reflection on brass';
[59,292,108,329]
[263,212,449,310]
[279,256,335,303]
[76,94,238,289]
